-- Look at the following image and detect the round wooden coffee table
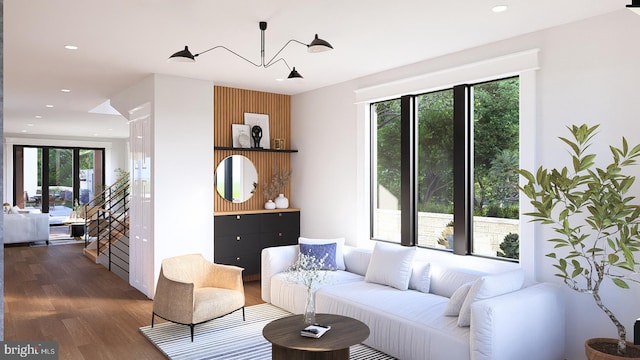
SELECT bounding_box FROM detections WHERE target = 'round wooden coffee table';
[263,313,370,360]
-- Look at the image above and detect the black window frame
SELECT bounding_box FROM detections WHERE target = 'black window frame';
[370,76,519,258]
[13,145,106,213]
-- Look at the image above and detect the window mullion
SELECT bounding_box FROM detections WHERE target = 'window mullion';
[400,95,416,247]
[453,85,472,255]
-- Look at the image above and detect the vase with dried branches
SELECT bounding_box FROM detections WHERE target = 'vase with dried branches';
[263,165,292,209]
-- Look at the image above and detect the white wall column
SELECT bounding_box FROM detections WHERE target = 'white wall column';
[112,74,214,298]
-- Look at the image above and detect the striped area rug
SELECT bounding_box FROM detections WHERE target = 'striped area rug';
[140,303,395,360]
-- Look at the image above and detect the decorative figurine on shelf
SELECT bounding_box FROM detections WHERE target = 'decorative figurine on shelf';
[251,125,263,149]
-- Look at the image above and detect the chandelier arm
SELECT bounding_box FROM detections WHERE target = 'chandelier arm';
[264,39,308,68]
[195,46,262,67]
[264,57,293,71]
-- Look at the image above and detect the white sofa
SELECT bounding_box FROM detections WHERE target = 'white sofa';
[261,243,565,360]
[4,213,50,244]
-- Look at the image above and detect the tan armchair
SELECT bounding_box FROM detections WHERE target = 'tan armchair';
[152,254,245,341]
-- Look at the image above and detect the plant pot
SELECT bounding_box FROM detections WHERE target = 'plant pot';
[585,338,640,360]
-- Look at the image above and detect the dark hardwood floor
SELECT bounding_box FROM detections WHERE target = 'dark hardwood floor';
[4,243,264,359]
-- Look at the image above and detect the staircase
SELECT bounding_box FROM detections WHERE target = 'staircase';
[82,174,130,282]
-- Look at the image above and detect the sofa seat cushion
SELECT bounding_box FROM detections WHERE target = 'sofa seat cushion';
[270,270,363,314]
[316,281,471,360]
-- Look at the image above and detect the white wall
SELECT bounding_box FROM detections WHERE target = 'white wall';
[152,74,215,268]
[291,81,361,244]
[111,74,214,298]
[291,9,640,360]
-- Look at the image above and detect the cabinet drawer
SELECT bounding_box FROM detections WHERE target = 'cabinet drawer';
[214,214,261,236]
[260,211,300,233]
[261,231,298,248]
[215,252,260,275]
[215,233,261,258]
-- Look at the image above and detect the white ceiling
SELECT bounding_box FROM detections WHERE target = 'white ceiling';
[3,0,630,139]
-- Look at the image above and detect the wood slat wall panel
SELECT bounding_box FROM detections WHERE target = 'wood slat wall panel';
[214,86,292,213]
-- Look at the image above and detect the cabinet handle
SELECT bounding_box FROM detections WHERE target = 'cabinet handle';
[279,213,282,217]
[278,232,283,237]
[236,257,241,261]
[236,215,241,220]
[236,236,241,241]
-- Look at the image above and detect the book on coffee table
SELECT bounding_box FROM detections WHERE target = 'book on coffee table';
[300,324,331,338]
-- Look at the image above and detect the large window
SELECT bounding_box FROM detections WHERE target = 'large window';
[371,77,520,261]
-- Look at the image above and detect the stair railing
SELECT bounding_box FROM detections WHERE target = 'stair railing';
[82,173,130,275]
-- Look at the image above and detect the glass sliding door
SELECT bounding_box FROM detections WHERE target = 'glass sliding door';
[13,145,105,224]
[79,149,104,206]
[15,147,43,210]
[47,148,74,220]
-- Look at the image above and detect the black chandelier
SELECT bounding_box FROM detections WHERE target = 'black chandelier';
[628,0,640,14]
[168,21,333,79]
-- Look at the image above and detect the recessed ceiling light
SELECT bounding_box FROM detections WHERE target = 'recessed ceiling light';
[21,130,27,133]
[61,89,71,93]
[64,45,79,50]
[45,104,54,108]
[27,124,34,127]
[35,115,42,119]
[275,78,284,82]
[492,5,508,13]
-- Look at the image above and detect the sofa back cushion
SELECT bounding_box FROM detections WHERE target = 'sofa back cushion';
[429,263,485,298]
[408,261,431,293]
[343,246,372,276]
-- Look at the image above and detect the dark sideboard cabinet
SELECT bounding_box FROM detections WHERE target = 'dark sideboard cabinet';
[214,210,300,277]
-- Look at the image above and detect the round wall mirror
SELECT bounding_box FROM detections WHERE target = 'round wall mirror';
[215,155,258,203]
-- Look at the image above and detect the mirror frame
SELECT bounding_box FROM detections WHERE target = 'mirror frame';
[215,155,258,203]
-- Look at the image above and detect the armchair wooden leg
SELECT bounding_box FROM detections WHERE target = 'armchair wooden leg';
[151,312,155,328]
[190,324,195,342]
[242,307,245,321]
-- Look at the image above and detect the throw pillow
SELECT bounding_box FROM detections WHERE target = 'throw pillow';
[364,242,416,290]
[444,282,473,316]
[299,237,346,270]
[457,269,525,327]
[299,243,337,270]
[408,262,431,293]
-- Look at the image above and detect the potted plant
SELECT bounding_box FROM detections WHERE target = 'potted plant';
[518,124,640,358]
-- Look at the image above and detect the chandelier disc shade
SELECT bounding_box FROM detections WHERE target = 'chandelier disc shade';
[287,67,303,79]
[168,21,333,79]
[308,34,334,53]
[169,46,195,62]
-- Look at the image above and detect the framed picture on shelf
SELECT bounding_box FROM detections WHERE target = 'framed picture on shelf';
[232,124,251,148]
[244,112,270,149]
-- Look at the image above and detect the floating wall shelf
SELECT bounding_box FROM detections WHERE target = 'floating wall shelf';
[214,146,298,153]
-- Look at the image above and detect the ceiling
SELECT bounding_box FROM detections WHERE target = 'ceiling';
[3,0,630,139]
